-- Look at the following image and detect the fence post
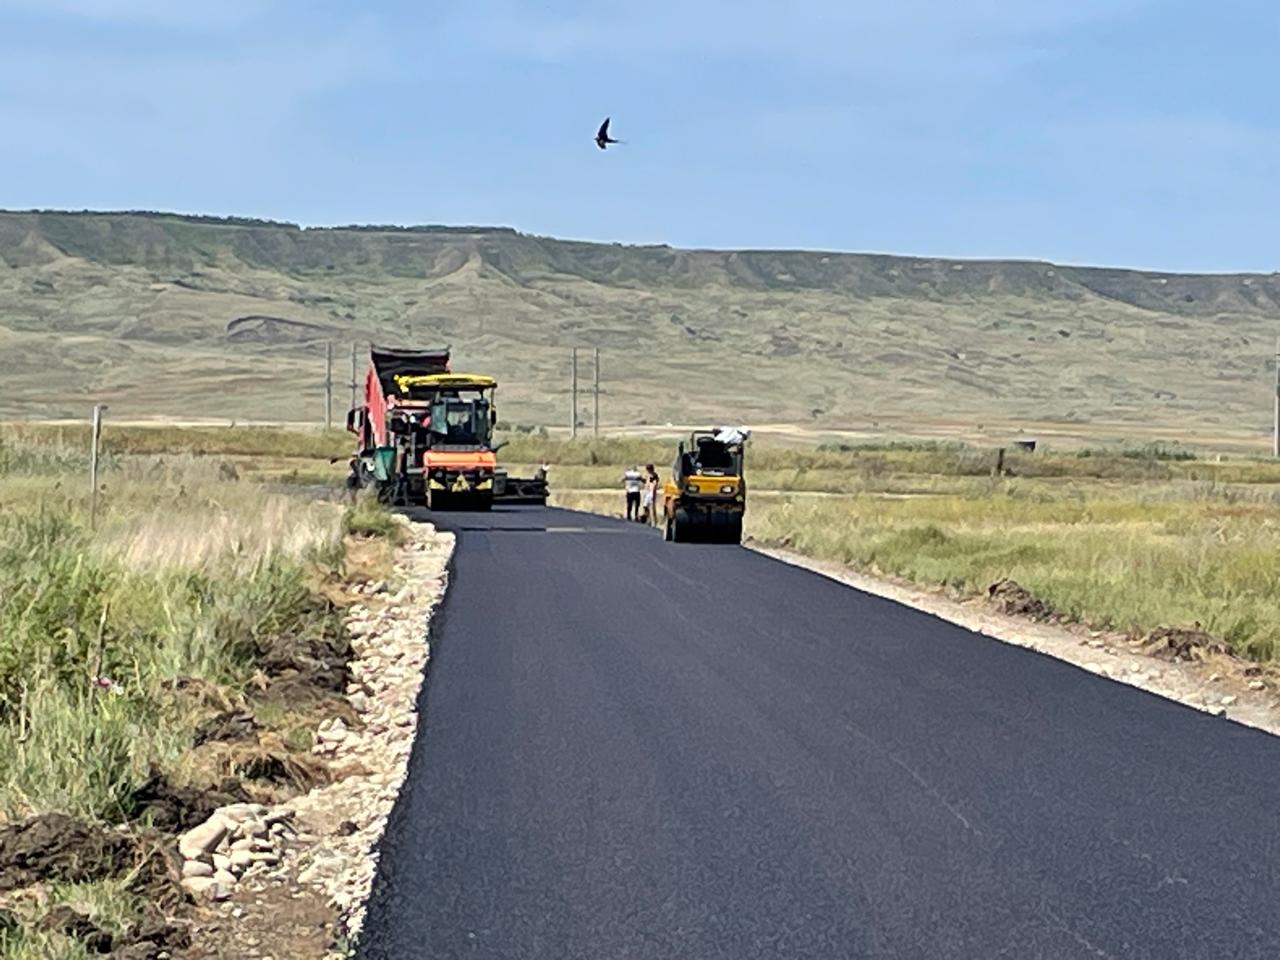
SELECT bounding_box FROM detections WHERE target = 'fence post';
[89,403,108,530]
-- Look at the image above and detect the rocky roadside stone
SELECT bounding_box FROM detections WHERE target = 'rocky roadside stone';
[177,802,296,901]
[173,518,452,957]
[288,518,454,953]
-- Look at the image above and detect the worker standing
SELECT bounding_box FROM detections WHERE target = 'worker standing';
[622,465,643,521]
[643,464,661,527]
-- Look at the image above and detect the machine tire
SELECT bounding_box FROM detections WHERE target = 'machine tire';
[725,517,743,544]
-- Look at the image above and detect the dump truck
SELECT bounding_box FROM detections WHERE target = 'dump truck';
[345,345,548,509]
[661,428,749,543]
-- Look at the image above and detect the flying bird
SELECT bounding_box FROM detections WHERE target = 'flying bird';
[595,117,620,150]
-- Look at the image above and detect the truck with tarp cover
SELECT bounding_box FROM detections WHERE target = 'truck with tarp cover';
[345,345,547,509]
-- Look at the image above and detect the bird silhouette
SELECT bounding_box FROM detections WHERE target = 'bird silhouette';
[595,117,620,150]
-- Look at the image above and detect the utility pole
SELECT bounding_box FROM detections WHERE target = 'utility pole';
[349,343,358,415]
[593,347,601,437]
[89,403,107,531]
[1273,336,1279,459]
[324,340,334,430]
[570,348,579,439]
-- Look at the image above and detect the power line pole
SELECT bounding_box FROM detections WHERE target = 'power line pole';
[1273,336,1279,459]
[593,347,601,437]
[349,343,358,415]
[324,340,333,430]
[570,347,579,440]
[89,403,107,531]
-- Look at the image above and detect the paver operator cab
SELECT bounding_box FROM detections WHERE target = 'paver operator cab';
[662,427,750,543]
[346,346,547,510]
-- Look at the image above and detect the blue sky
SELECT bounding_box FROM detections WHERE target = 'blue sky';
[0,0,1276,271]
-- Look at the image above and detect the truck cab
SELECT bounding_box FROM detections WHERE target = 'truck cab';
[396,374,499,510]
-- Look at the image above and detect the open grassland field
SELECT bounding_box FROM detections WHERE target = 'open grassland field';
[3,211,1280,451]
[11,423,1280,664]
[0,426,399,957]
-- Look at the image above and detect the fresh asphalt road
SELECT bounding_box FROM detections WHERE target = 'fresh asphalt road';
[357,506,1280,959]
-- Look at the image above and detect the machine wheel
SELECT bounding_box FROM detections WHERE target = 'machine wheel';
[724,517,743,544]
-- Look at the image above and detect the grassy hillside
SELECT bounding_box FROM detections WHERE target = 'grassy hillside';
[2,210,1278,449]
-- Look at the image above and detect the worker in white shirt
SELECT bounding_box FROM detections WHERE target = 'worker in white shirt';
[622,465,643,521]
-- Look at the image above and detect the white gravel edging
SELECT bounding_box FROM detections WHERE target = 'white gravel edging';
[288,516,454,950]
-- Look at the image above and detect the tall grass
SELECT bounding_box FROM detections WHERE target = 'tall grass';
[0,439,345,821]
[1,424,351,460]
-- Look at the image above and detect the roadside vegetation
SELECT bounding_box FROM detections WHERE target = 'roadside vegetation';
[0,427,398,957]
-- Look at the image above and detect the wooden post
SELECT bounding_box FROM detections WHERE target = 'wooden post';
[994,447,1006,478]
[571,348,579,439]
[324,340,334,430]
[593,347,601,437]
[1273,336,1279,459]
[349,343,358,415]
[89,403,107,530]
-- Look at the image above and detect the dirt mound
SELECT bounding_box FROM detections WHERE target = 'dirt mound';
[205,735,330,793]
[193,710,260,746]
[38,902,191,959]
[40,903,115,953]
[257,616,352,703]
[114,914,192,960]
[128,773,249,833]
[0,814,133,892]
[1146,625,1231,662]
[124,832,187,915]
[987,579,1052,619]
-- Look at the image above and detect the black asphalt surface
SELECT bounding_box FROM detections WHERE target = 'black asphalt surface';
[358,506,1280,959]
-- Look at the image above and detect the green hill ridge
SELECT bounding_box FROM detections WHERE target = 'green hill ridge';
[1,210,1276,447]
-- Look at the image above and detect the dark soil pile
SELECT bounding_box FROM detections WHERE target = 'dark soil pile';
[40,904,115,953]
[127,774,250,833]
[0,814,133,892]
[125,831,190,915]
[37,902,192,959]
[115,911,192,960]
[193,710,260,747]
[1146,625,1231,662]
[986,579,1052,619]
[256,609,352,705]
